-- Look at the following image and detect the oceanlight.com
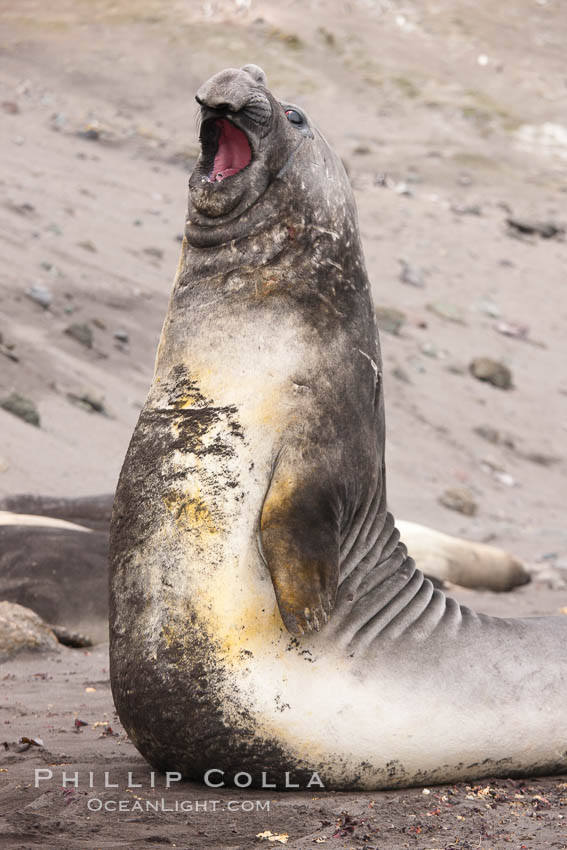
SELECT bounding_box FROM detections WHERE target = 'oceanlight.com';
[33,771,272,813]
[87,799,270,813]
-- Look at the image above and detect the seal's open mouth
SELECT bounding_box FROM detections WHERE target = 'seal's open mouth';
[201,118,252,183]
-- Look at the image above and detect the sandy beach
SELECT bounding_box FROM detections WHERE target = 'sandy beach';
[1,1,566,846]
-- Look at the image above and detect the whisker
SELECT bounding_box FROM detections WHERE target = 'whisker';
[194,105,203,134]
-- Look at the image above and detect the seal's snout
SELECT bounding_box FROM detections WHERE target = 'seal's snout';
[196,91,243,113]
[195,65,267,114]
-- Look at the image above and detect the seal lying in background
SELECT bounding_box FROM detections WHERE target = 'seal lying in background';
[109,65,567,790]
[0,493,529,595]
[396,520,528,591]
[0,494,528,648]
[0,500,108,642]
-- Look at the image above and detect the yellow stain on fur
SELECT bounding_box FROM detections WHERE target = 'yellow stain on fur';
[173,393,198,409]
[163,488,218,535]
[207,603,286,667]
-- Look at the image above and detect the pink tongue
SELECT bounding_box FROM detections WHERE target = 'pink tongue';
[211,119,251,181]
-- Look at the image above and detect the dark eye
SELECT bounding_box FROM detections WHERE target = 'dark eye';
[285,109,304,125]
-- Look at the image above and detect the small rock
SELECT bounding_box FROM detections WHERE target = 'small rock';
[474,425,501,445]
[0,602,60,662]
[92,318,106,330]
[427,302,466,325]
[374,172,389,187]
[64,323,93,349]
[446,362,467,376]
[408,355,426,374]
[143,246,164,260]
[375,306,406,335]
[506,217,565,240]
[50,112,67,131]
[317,25,336,46]
[522,451,561,467]
[494,471,516,487]
[477,299,500,319]
[0,335,19,363]
[451,203,482,216]
[439,487,478,516]
[66,392,106,414]
[77,239,97,253]
[114,329,129,343]
[0,392,40,427]
[2,101,20,115]
[480,459,516,487]
[394,182,413,197]
[496,320,529,341]
[25,284,52,309]
[6,200,35,217]
[391,366,411,383]
[399,260,425,287]
[470,357,513,390]
[420,341,438,358]
[77,123,101,141]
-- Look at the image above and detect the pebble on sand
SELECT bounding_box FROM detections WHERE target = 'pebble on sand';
[64,322,93,348]
[399,259,425,287]
[0,601,60,662]
[0,392,40,427]
[439,487,478,516]
[375,306,406,335]
[474,424,515,448]
[66,392,107,414]
[427,302,467,325]
[26,284,52,310]
[2,100,20,115]
[506,217,565,241]
[77,239,97,253]
[470,357,513,390]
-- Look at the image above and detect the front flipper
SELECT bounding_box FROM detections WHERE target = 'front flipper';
[259,454,340,635]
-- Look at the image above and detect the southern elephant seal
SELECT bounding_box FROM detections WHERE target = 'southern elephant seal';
[0,507,109,641]
[109,65,567,790]
[396,520,529,591]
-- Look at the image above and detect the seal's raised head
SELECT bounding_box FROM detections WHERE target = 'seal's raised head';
[186,64,348,248]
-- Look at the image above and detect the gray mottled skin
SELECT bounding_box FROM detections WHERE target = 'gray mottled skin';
[109,66,567,790]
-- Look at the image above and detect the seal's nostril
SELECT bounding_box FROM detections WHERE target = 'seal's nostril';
[196,97,232,112]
